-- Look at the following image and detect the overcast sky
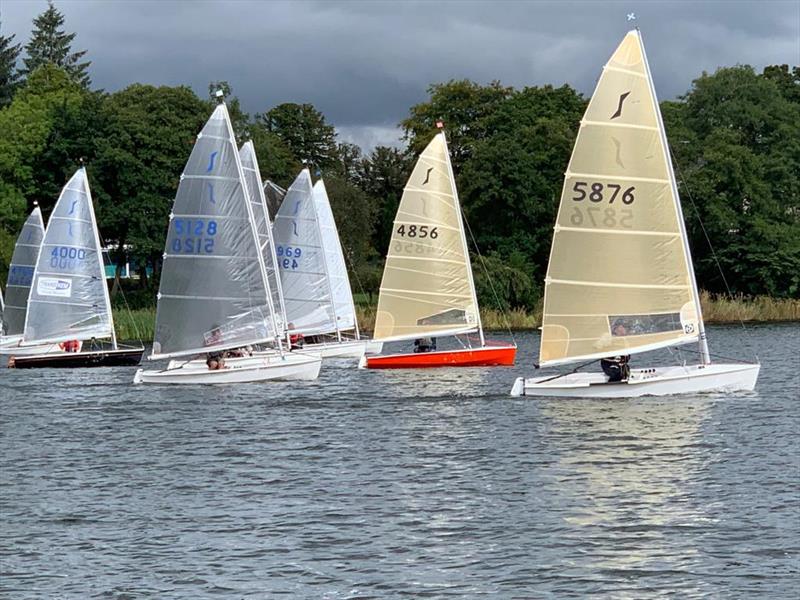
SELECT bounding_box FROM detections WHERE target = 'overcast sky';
[2,0,798,150]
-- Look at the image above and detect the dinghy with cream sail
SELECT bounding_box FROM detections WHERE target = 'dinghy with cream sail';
[362,129,516,369]
[133,103,320,385]
[510,30,759,397]
[0,204,63,359]
[10,168,144,368]
[271,170,379,358]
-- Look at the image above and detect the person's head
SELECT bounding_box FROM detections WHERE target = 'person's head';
[613,322,627,336]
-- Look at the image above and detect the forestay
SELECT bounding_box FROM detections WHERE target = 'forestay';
[272,169,337,336]
[152,104,277,359]
[239,141,286,331]
[23,169,114,345]
[2,206,45,336]
[313,179,357,333]
[540,30,699,367]
[373,132,479,342]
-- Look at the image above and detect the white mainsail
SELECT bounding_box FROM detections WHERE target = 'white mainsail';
[272,169,338,336]
[539,29,704,367]
[373,132,481,343]
[22,168,115,346]
[312,179,358,335]
[239,141,286,333]
[2,205,45,337]
[151,104,278,359]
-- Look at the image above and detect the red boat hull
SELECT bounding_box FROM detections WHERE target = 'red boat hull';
[364,344,516,369]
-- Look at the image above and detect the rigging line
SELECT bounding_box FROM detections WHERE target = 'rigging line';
[668,145,758,362]
[459,205,516,345]
[537,358,601,384]
[668,344,755,365]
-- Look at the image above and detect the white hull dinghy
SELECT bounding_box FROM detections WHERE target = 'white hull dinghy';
[134,101,319,385]
[135,351,321,385]
[510,30,758,398]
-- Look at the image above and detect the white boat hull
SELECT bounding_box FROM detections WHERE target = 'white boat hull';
[134,352,321,385]
[510,363,760,398]
[302,339,370,359]
[0,335,65,358]
[364,339,384,355]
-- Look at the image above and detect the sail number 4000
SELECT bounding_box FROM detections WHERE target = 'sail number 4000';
[572,182,635,204]
[396,225,438,238]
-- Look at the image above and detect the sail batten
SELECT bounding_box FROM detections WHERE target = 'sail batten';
[373,132,480,342]
[539,29,700,366]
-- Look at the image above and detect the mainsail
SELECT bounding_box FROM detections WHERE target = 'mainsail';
[2,205,45,336]
[312,179,358,335]
[539,29,702,367]
[373,132,480,342]
[22,168,114,345]
[152,104,278,359]
[263,180,286,220]
[272,169,337,336]
[239,141,286,332]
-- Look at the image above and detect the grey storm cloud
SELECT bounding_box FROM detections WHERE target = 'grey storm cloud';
[2,0,798,150]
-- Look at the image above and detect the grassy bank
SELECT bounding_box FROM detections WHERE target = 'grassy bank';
[113,292,798,342]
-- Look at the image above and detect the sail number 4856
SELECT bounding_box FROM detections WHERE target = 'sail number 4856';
[572,182,635,204]
[396,225,438,239]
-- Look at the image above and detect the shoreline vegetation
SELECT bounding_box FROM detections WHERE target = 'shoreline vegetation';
[113,292,800,342]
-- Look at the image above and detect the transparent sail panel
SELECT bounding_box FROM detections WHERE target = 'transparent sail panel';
[239,141,285,333]
[263,180,286,221]
[3,206,45,336]
[23,169,113,344]
[153,105,277,357]
[540,30,698,366]
[313,180,357,332]
[272,170,337,336]
[373,133,478,341]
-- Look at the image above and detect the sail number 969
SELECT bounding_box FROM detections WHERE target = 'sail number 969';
[573,181,635,204]
[396,225,438,239]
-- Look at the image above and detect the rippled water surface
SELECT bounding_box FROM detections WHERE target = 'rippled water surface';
[1,324,798,598]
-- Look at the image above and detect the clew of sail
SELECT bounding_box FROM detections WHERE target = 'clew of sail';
[239,141,286,333]
[151,104,278,359]
[540,30,700,367]
[22,169,114,345]
[3,206,45,336]
[373,132,479,342]
[313,179,357,334]
[272,169,337,336]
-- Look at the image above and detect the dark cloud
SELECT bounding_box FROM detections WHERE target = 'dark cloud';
[3,0,798,149]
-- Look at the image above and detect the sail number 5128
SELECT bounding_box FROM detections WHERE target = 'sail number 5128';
[572,181,635,204]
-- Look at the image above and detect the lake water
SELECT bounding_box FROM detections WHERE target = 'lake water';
[1,323,798,598]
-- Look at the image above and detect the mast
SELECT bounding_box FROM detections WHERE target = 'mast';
[82,166,117,350]
[638,29,710,364]
[309,172,341,341]
[441,130,484,347]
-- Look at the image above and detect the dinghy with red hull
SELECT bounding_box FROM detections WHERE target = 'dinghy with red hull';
[362,343,516,369]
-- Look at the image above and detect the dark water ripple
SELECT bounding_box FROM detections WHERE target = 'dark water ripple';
[1,323,798,598]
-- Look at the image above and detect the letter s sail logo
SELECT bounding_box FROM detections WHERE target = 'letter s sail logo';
[37,277,73,298]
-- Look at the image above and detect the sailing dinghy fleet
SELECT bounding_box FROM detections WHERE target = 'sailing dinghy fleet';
[2,29,760,396]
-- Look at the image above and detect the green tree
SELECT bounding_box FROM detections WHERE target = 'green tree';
[355,145,410,252]
[207,80,248,140]
[0,20,22,106]
[248,124,299,188]
[321,175,378,271]
[21,1,91,87]
[260,102,338,170]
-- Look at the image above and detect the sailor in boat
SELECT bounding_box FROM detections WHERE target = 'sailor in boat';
[287,322,304,350]
[59,339,81,353]
[413,337,436,353]
[601,321,630,382]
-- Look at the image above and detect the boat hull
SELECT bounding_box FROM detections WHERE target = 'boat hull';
[134,352,321,385]
[9,347,144,369]
[0,336,64,357]
[302,339,370,359]
[510,363,760,398]
[362,344,516,369]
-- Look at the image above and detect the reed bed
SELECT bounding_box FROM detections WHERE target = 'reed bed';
[115,292,798,341]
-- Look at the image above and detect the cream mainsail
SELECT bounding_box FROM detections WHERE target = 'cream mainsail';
[373,132,480,342]
[540,30,703,366]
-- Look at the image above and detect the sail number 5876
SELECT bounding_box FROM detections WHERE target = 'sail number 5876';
[573,181,635,204]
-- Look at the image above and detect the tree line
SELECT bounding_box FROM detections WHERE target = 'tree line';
[1,2,798,311]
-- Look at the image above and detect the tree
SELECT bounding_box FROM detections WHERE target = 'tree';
[21,1,91,87]
[260,102,338,170]
[248,124,300,188]
[207,81,248,140]
[322,175,378,272]
[0,20,22,106]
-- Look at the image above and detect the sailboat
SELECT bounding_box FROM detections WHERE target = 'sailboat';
[361,129,516,368]
[510,30,759,397]
[10,168,145,368]
[271,169,380,358]
[0,203,64,359]
[133,103,321,385]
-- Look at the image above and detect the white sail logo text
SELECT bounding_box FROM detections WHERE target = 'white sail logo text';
[37,277,72,298]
